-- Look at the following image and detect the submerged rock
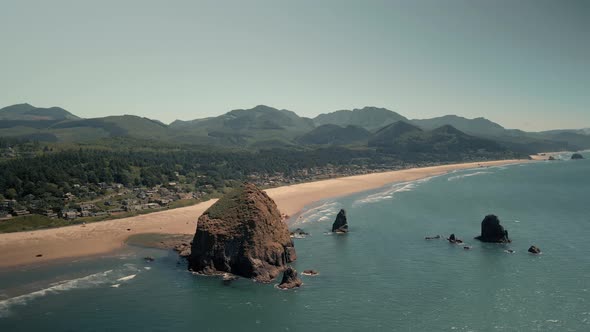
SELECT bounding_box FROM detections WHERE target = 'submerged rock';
[475,215,511,243]
[528,245,541,254]
[425,235,441,240]
[332,209,349,233]
[290,228,309,238]
[571,153,584,160]
[302,269,319,276]
[188,183,296,283]
[278,266,302,289]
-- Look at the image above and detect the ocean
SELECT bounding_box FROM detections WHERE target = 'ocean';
[1,153,589,331]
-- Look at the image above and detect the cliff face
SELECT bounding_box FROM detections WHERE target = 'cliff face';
[188,183,296,282]
[475,215,510,243]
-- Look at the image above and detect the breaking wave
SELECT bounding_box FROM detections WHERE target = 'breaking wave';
[352,176,438,207]
[0,264,142,317]
[447,171,492,182]
[293,201,341,225]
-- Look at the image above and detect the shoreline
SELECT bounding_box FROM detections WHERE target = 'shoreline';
[0,159,530,268]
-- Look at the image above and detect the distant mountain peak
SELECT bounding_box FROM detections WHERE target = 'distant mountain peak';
[0,103,80,121]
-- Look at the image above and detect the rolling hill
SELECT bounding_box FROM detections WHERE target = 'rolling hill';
[314,107,407,131]
[296,124,371,146]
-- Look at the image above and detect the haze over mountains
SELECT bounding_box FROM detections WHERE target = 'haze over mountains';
[1,103,589,154]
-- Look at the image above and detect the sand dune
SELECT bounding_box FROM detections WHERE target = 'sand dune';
[0,159,527,268]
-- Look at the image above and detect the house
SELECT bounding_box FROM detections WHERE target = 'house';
[11,209,30,217]
[79,203,96,211]
[63,211,78,220]
[1,199,17,209]
[43,210,58,219]
[79,210,92,217]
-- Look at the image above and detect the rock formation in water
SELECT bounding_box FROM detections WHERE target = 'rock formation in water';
[528,245,541,254]
[278,266,302,289]
[571,153,584,160]
[290,228,309,238]
[188,183,296,282]
[302,269,319,276]
[332,209,349,233]
[475,215,511,243]
[548,156,556,161]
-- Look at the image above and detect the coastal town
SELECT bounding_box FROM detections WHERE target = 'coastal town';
[0,160,454,226]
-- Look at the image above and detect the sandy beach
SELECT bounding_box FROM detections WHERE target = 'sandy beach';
[0,159,528,268]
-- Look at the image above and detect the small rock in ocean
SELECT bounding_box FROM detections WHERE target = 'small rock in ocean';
[447,233,463,244]
[528,245,541,254]
[302,269,319,276]
[332,209,349,233]
[290,228,309,239]
[425,235,441,240]
[144,256,155,262]
[463,246,472,250]
[278,266,303,289]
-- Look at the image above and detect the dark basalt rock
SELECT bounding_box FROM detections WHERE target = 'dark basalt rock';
[571,153,584,160]
[447,233,463,244]
[144,256,155,262]
[528,245,541,254]
[278,266,302,289]
[188,183,296,283]
[548,156,556,161]
[475,215,511,243]
[425,235,441,240]
[332,209,349,233]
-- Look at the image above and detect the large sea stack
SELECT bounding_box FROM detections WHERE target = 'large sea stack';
[475,215,511,243]
[332,209,349,233]
[188,183,296,282]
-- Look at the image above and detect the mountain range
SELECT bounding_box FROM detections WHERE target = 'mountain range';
[1,103,589,154]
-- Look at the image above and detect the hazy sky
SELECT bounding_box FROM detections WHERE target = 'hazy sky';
[1,0,588,130]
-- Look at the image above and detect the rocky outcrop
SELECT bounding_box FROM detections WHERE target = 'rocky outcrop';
[290,228,309,238]
[528,245,541,254]
[188,183,296,283]
[332,209,349,233]
[548,156,556,161]
[571,153,584,160]
[174,242,191,258]
[475,215,510,243]
[278,266,302,289]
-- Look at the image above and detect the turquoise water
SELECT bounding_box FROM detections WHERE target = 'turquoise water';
[1,154,589,331]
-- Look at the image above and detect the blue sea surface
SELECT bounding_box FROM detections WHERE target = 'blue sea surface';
[1,153,589,331]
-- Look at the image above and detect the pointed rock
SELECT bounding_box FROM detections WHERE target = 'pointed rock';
[188,183,296,282]
[332,209,349,233]
[278,266,302,289]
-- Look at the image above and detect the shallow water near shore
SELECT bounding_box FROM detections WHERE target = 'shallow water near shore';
[1,154,589,331]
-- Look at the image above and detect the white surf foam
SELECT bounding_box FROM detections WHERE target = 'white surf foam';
[294,201,341,225]
[447,171,492,182]
[352,176,438,207]
[116,274,137,282]
[0,270,113,317]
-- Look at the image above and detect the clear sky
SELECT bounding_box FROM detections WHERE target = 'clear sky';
[1,0,588,130]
